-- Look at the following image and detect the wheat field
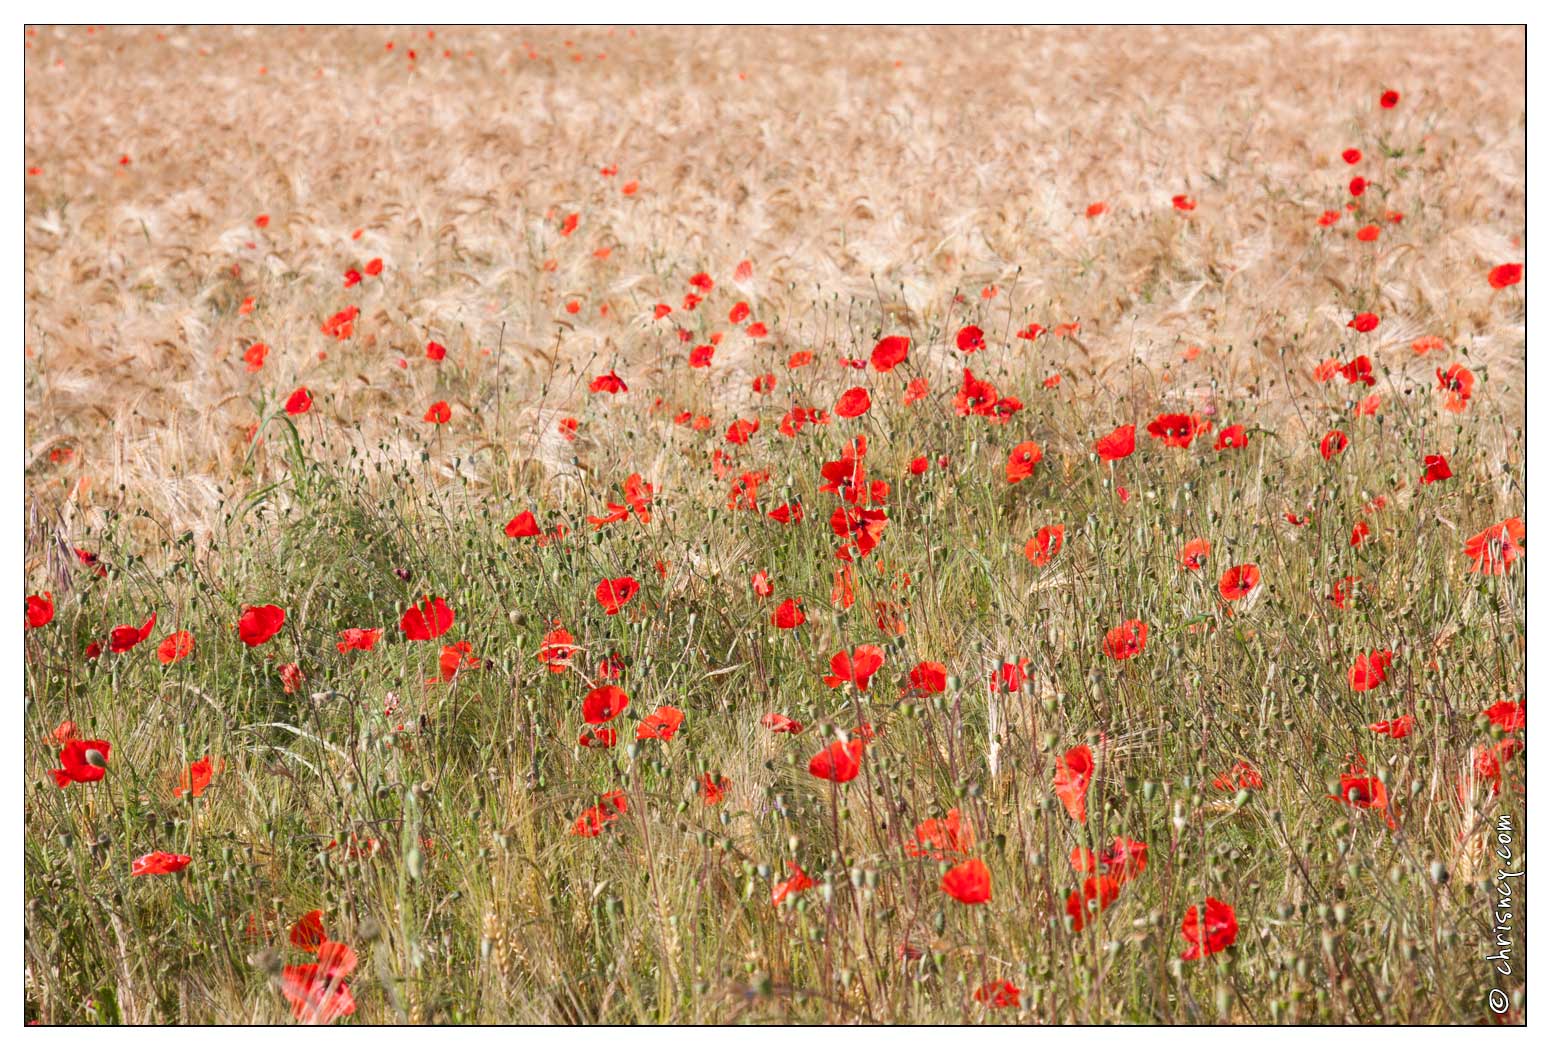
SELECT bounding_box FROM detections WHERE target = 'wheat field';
[23,25,1526,1025]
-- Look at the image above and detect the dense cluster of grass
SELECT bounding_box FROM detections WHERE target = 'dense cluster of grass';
[24,322,1525,1021]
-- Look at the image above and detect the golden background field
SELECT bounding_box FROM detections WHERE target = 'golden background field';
[25,24,1525,540]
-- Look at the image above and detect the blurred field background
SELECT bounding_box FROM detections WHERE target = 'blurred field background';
[25,25,1524,548]
[23,25,1526,1026]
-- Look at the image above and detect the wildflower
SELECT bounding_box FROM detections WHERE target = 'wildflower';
[51,739,110,787]
[131,851,192,876]
[636,705,684,741]
[1180,898,1238,959]
[1053,744,1095,822]
[237,605,285,646]
[400,597,454,641]
[941,857,992,904]
[808,739,865,783]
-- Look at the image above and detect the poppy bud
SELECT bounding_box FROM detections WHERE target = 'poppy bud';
[1429,861,1449,884]
[84,748,108,769]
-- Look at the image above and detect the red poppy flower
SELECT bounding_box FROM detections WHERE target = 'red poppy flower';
[808,738,866,783]
[590,371,628,394]
[1356,224,1380,242]
[131,851,192,876]
[51,738,110,787]
[1420,454,1452,485]
[1320,430,1349,460]
[25,591,54,629]
[1347,312,1379,333]
[955,325,985,352]
[892,663,944,703]
[288,909,327,953]
[595,576,640,615]
[1483,700,1525,732]
[824,645,885,691]
[835,387,872,418]
[1053,744,1095,822]
[343,268,362,288]
[243,342,269,372]
[1025,524,1064,566]
[1341,147,1362,164]
[1212,761,1262,792]
[175,755,217,798]
[1006,441,1042,483]
[1317,210,1341,227]
[761,712,804,734]
[1218,564,1260,601]
[1350,520,1372,548]
[336,627,382,654]
[1171,194,1196,211]
[1348,649,1393,692]
[505,510,541,538]
[1436,363,1474,413]
[157,630,195,665]
[400,596,454,641]
[1066,875,1121,932]
[1017,322,1046,341]
[539,625,578,673]
[1103,619,1148,661]
[906,808,974,860]
[1146,413,1207,448]
[771,598,806,629]
[1178,538,1210,572]
[771,862,814,906]
[1368,715,1414,739]
[941,857,991,904]
[423,400,451,424]
[281,940,359,1024]
[1472,739,1523,798]
[870,335,910,372]
[1072,837,1149,884]
[109,613,157,654]
[1330,757,1395,828]
[583,685,629,725]
[1463,517,1525,575]
[1086,201,1107,218]
[636,705,684,741]
[571,789,629,837]
[578,727,618,748]
[1213,424,1247,450]
[1379,89,1400,108]
[284,387,313,414]
[1348,177,1367,197]
[364,258,383,277]
[1488,263,1523,289]
[699,773,731,805]
[1328,575,1362,610]
[1094,424,1136,462]
[725,418,759,445]
[973,980,1021,1009]
[990,658,1030,694]
[1179,898,1238,960]
[231,601,286,651]
[320,307,358,341]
